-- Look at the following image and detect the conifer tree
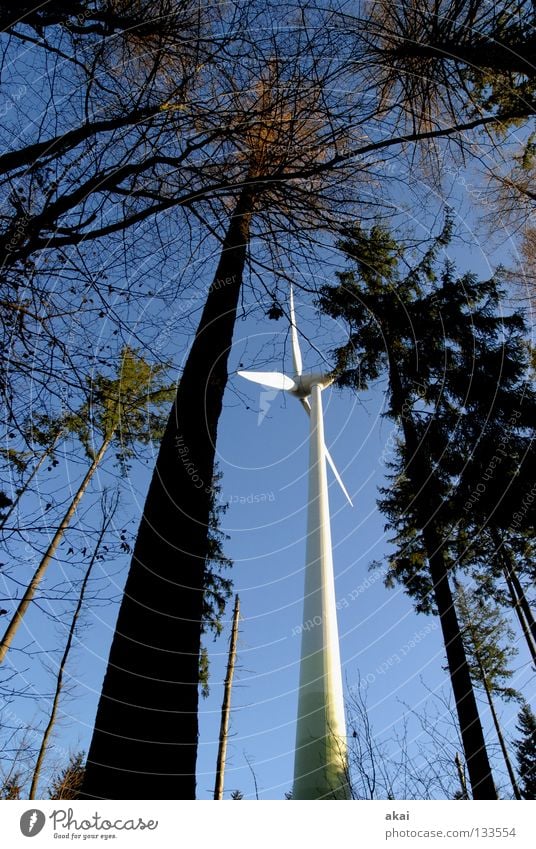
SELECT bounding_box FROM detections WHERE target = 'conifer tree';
[48,752,85,800]
[318,221,534,798]
[320,221,535,796]
[454,581,522,799]
[514,703,536,800]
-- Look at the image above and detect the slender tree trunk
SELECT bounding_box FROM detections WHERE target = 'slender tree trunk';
[0,428,62,529]
[455,752,469,799]
[386,354,497,799]
[29,502,114,799]
[82,187,255,801]
[424,538,497,798]
[0,437,110,664]
[503,566,536,667]
[214,594,240,800]
[492,531,536,663]
[478,665,522,800]
[505,563,536,646]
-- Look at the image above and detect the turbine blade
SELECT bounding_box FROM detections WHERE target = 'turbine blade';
[325,446,353,507]
[289,284,303,377]
[299,397,353,506]
[238,370,295,391]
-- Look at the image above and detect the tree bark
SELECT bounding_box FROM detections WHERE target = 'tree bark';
[0,436,110,664]
[391,37,536,78]
[214,594,240,800]
[81,187,255,800]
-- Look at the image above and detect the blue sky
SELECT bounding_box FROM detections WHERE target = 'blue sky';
[1,93,534,798]
[190,273,534,799]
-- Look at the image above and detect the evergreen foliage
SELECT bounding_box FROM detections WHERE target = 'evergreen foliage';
[515,703,536,800]
[48,752,85,800]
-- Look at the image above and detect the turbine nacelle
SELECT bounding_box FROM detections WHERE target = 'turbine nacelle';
[237,285,353,507]
[290,373,334,397]
[236,370,334,398]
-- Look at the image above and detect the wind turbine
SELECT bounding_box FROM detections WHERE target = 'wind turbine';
[238,286,352,799]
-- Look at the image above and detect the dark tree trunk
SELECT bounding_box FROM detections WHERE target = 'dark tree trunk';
[386,354,497,800]
[392,37,536,78]
[503,563,536,666]
[424,533,498,799]
[478,663,522,800]
[82,188,255,800]
[491,531,536,665]
[504,560,536,647]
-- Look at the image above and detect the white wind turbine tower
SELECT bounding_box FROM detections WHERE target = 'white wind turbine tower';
[238,285,352,799]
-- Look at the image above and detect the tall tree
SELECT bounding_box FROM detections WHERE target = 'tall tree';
[348,0,536,131]
[80,31,367,800]
[454,581,523,799]
[0,348,173,663]
[317,222,533,797]
[214,594,240,800]
[514,703,536,800]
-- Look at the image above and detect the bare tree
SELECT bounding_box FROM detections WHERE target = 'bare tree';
[29,493,117,799]
[346,676,463,799]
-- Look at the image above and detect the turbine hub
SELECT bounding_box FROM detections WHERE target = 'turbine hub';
[290,373,334,397]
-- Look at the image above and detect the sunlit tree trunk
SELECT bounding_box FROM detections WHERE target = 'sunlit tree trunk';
[0,437,111,664]
[214,594,240,800]
[29,503,114,799]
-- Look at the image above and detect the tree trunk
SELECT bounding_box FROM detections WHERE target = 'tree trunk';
[503,565,536,667]
[0,437,110,664]
[392,36,536,78]
[479,664,522,800]
[492,531,536,665]
[505,562,536,647]
[82,187,255,801]
[455,752,469,799]
[29,505,113,799]
[214,594,240,800]
[424,537,497,799]
[386,354,497,799]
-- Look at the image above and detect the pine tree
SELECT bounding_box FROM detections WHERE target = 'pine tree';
[230,789,244,799]
[454,581,522,799]
[318,220,534,798]
[515,704,536,800]
[1,775,21,799]
[48,752,85,800]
